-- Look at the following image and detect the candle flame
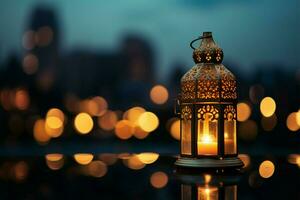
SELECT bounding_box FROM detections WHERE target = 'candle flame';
[205,188,210,194]
[201,135,214,143]
[204,174,212,184]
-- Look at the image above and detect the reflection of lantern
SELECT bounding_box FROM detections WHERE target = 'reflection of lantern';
[181,184,237,200]
[177,173,239,200]
[175,32,243,168]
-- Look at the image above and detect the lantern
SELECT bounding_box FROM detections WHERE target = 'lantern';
[175,32,243,168]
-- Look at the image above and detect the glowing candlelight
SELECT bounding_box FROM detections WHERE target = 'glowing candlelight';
[198,186,219,200]
[198,113,218,155]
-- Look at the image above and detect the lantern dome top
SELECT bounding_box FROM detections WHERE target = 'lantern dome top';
[191,32,223,64]
[180,32,237,102]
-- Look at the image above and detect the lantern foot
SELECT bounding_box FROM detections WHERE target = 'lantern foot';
[175,157,244,169]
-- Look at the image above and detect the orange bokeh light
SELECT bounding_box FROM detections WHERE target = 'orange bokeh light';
[259,160,275,178]
[33,119,51,144]
[74,153,94,165]
[74,113,94,134]
[150,85,169,105]
[138,112,159,132]
[150,171,168,189]
[237,102,251,122]
[115,120,134,139]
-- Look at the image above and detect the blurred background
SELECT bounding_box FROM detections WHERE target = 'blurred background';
[0,0,299,155]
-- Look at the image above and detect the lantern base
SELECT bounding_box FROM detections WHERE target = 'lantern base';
[175,156,243,169]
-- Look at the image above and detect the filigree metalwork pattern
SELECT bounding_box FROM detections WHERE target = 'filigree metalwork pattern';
[181,66,198,100]
[197,65,219,99]
[224,105,236,120]
[182,106,192,120]
[181,64,237,101]
[197,105,219,120]
[218,65,237,100]
[181,81,196,100]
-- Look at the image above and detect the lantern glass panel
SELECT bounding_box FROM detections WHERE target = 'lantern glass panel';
[224,105,237,155]
[181,106,192,155]
[225,185,237,200]
[181,185,192,200]
[198,186,218,200]
[197,105,219,156]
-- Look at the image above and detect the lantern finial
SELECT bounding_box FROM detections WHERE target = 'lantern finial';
[191,32,224,64]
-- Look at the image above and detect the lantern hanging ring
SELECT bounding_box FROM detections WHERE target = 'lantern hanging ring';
[189,35,212,50]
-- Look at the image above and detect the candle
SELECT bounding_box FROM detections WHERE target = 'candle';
[198,135,218,155]
[198,186,219,200]
[197,113,218,155]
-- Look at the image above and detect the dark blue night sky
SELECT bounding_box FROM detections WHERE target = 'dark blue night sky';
[0,0,299,79]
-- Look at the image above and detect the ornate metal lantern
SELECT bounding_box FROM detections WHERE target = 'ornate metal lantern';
[175,32,243,168]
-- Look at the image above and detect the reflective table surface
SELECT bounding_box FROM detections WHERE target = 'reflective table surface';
[1,152,299,200]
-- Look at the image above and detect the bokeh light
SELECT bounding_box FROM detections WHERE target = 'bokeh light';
[22,54,39,75]
[287,154,300,167]
[45,108,64,137]
[133,126,149,139]
[115,120,134,139]
[33,119,51,144]
[98,110,118,131]
[86,160,107,178]
[15,89,30,110]
[45,153,63,161]
[137,152,159,164]
[238,120,258,141]
[13,161,28,182]
[45,154,64,170]
[74,113,94,134]
[296,109,300,126]
[22,30,35,50]
[98,153,118,166]
[45,116,63,130]
[45,123,63,138]
[0,88,14,110]
[118,153,131,160]
[74,153,94,165]
[286,112,300,131]
[138,112,159,132]
[124,155,145,170]
[150,85,169,105]
[47,108,65,122]
[238,154,251,169]
[80,96,108,117]
[237,102,251,122]
[92,96,108,116]
[169,118,180,140]
[124,106,145,125]
[260,97,276,117]
[64,94,80,113]
[150,171,168,189]
[259,160,275,178]
[36,26,53,46]
[261,114,277,131]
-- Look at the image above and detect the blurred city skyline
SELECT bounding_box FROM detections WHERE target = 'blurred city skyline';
[0,0,299,80]
[0,1,298,152]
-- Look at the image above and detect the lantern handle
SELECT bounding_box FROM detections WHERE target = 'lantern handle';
[174,97,181,116]
[190,35,211,50]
